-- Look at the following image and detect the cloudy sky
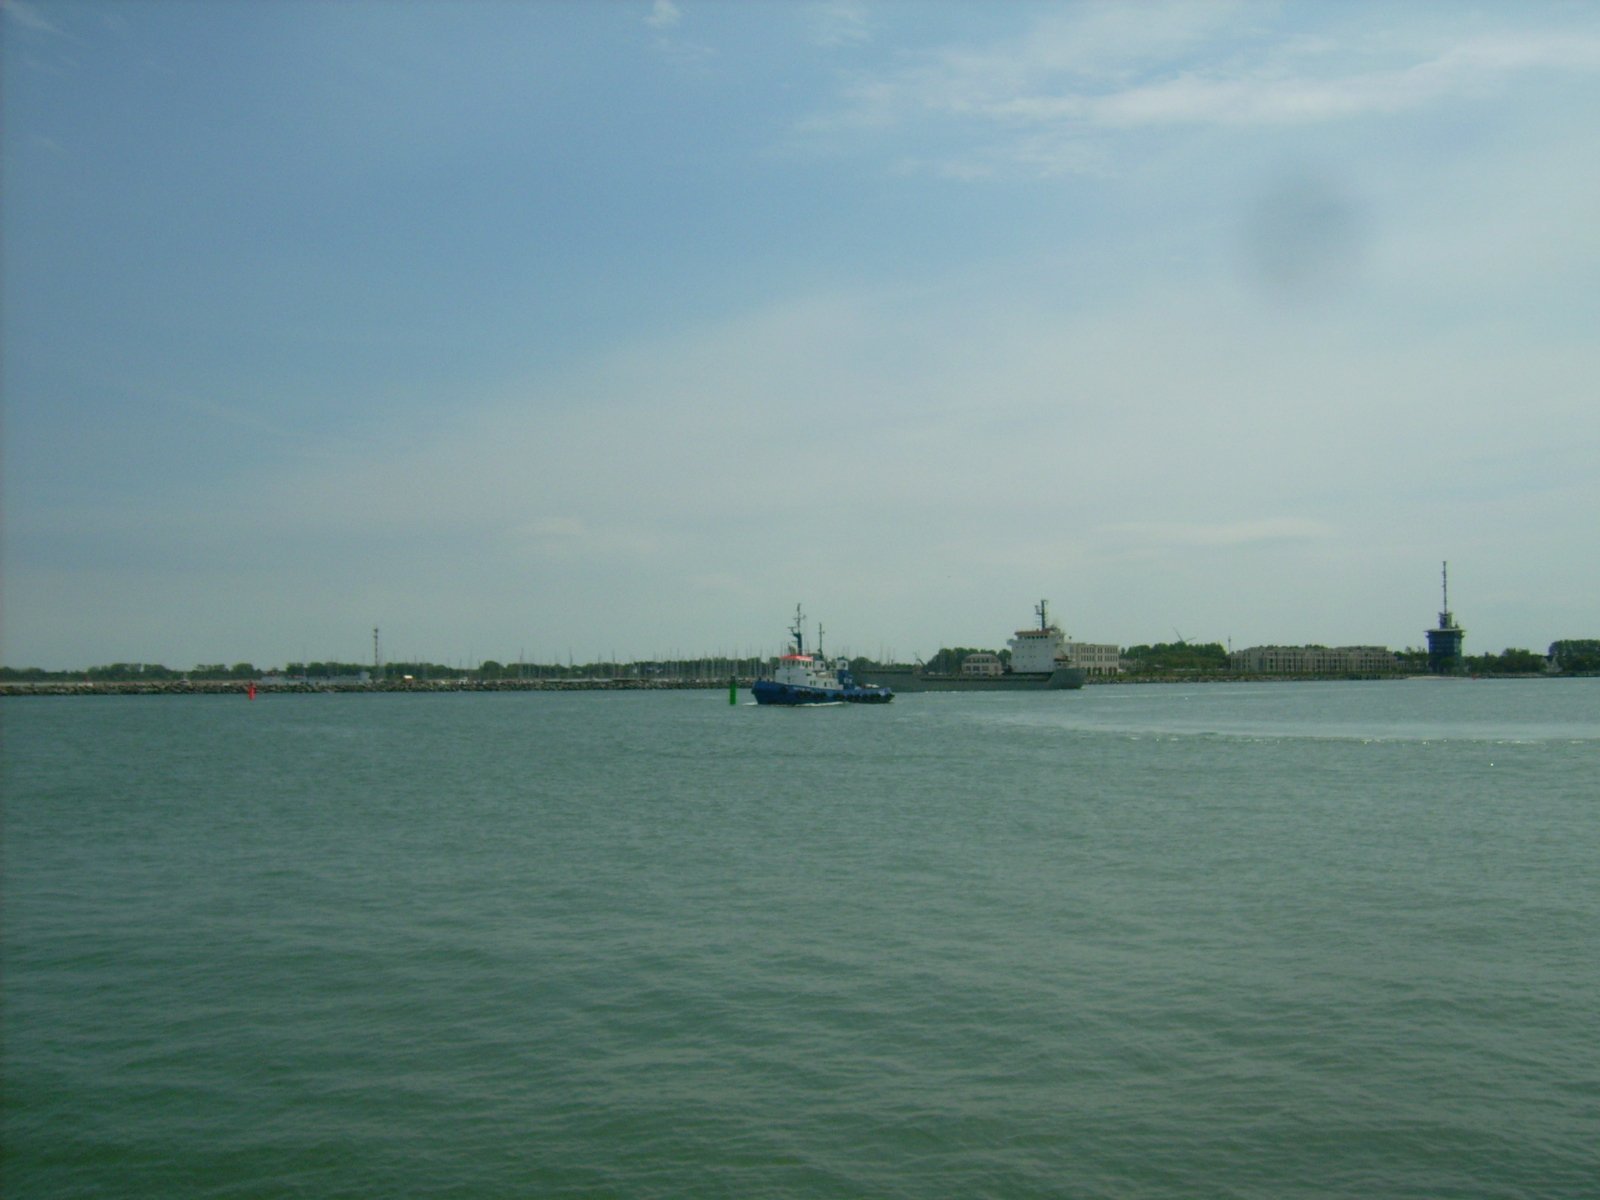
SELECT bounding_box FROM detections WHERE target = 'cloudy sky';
[4,0,1597,669]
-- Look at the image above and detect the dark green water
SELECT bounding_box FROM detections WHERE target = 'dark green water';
[4,681,1597,1198]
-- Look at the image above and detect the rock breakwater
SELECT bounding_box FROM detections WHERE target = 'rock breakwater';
[0,678,744,697]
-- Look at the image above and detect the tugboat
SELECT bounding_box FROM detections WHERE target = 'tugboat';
[752,606,894,706]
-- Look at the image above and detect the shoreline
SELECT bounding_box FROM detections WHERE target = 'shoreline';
[0,677,738,696]
[1,673,1583,696]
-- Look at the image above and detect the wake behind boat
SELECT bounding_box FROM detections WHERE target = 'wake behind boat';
[752,607,894,706]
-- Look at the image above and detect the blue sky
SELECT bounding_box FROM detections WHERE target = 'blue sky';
[4,0,1597,669]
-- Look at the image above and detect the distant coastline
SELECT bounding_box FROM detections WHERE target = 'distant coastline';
[0,677,732,697]
[8,640,1593,692]
[3,673,1591,697]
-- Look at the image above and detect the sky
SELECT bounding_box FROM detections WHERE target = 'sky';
[3,0,1597,670]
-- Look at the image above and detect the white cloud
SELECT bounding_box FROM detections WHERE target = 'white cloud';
[1,0,62,35]
[643,0,716,68]
[811,2,872,49]
[1085,34,1600,127]
[644,0,681,31]
[804,10,1600,176]
[11,243,1596,662]
[168,233,1589,657]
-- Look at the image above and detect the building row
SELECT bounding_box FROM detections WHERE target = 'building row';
[1062,642,1124,676]
[954,565,1472,678]
[960,643,1410,677]
[1226,645,1399,675]
[958,643,1124,677]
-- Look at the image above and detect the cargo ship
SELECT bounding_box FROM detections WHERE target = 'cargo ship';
[854,601,1087,692]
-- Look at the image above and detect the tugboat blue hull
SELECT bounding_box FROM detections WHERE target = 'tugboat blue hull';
[752,606,894,705]
[752,680,893,705]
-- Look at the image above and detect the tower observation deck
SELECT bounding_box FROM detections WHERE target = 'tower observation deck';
[1425,562,1465,674]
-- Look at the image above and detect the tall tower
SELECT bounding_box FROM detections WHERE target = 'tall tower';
[1425,562,1465,674]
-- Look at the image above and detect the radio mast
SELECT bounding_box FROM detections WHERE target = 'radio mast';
[1425,562,1465,674]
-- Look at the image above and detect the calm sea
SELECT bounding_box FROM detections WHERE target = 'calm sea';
[3,681,1597,1199]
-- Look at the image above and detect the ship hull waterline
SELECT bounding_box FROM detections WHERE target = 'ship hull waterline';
[751,680,894,705]
[853,667,1086,692]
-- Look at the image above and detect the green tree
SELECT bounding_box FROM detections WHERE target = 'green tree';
[87,662,177,681]
[925,647,997,674]
[1492,649,1546,673]
[1395,647,1429,672]
[1548,639,1600,673]
[1122,641,1227,673]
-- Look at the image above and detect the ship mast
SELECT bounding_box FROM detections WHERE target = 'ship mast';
[790,604,805,656]
[1036,599,1048,631]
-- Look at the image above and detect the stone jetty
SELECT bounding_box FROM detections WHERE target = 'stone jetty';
[0,677,746,697]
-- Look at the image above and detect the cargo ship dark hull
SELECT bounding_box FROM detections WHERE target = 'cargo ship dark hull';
[853,666,1086,692]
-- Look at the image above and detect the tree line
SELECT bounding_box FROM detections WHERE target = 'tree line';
[855,638,1600,677]
[4,640,1597,683]
[0,657,767,683]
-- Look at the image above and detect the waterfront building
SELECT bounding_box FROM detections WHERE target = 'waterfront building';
[1228,645,1400,675]
[1426,561,1466,675]
[1063,642,1124,676]
[960,652,1003,677]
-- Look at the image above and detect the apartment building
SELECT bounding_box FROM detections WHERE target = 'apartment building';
[1228,645,1399,674]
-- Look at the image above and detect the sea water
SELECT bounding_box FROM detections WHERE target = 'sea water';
[3,680,1596,1198]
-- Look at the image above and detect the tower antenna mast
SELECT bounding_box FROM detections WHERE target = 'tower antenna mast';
[1426,559,1465,674]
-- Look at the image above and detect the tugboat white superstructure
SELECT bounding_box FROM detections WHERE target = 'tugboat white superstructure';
[752,606,893,706]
